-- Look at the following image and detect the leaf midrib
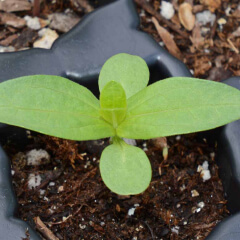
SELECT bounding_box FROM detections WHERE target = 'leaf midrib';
[0,105,100,120]
[125,103,240,121]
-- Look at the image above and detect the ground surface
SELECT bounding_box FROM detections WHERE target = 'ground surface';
[7,133,228,240]
[1,0,238,239]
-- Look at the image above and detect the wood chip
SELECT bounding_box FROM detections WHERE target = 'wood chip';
[192,4,206,14]
[227,38,239,54]
[0,12,26,28]
[49,13,80,33]
[207,67,232,81]
[190,23,204,52]
[0,0,31,12]
[34,216,59,240]
[232,27,240,37]
[0,34,18,46]
[0,31,7,40]
[12,28,38,49]
[170,14,181,29]
[194,56,212,76]
[178,3,195,31]
[152,17,182,60]
[200,0,221,13]
[232,7,240,18]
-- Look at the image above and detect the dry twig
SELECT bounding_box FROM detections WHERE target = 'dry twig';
[34,216,59,240]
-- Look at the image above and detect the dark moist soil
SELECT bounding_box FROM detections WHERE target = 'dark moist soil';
[5,132,228,240]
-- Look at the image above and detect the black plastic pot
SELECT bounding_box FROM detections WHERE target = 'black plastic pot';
[0,0,239,239]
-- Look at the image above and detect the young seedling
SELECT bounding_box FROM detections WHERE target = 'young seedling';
[1,53,240,195]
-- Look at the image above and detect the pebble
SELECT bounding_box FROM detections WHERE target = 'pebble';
[201,169,211,182]
[196,10,216,26]
[39,189,46,196]
[128,204,139,216]
[33,28,59,49]
[43,196,49,201]
[49,182,55,187]
[159,41,165,47]
[197,161,211,182]
[79,224,86,229]
[123,138,137,146]
[11,170,15,176]
[160,1,175,20]
[171,226,180,235]
[175,135,181,141]
[139,9,145,17]
[225,6,232,16]
[180,184,186,191]
[0,46,15,52]
[197,201,205,208]
[218,18,227,25]
[128,207,136,216]
[26,149,50,166]
[28,173,41,189]
[24,16,41,30]
[58,185,64,192]
[210,152,215,160]
[191,189,199,197]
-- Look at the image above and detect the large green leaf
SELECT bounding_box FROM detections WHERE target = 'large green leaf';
[0,75,115,140]
[99,53,149,98]
[117,77,240,139]
[100,137,152,195]
[100,81,127,128]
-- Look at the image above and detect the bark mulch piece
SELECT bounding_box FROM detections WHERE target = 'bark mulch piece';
[135,0,240,79]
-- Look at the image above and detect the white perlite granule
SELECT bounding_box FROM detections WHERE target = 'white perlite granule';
[160,1,175,20]
[197,161,211,182]
[171,226,180,234]
[128,204,140,216]
[28,173,41,189]
[26,149,50,166]
[24,16,41,30]
[196,10,216,26]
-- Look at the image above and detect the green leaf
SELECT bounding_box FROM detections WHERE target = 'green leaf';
[117,77,240,139]
[100,137,152,195]
[99,53,149,98]
[100,81,127,128]
[0,75,115,140]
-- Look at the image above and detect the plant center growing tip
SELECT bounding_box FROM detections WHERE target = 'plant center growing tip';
[99,81,127,129]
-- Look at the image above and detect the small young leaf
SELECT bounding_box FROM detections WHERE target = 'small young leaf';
[99,53,149,98]
[117,77,240,139]
[100,81,127,128]
[100,137,152,195]
[0,75,115,140]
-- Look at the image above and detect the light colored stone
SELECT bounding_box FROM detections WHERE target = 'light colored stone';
[196,10,216,26]
[24,15,41,30]
[34,28,59,49]
[160,1,175,20]
[26,149,50,166]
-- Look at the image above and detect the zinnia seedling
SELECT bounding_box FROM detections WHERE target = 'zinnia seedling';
[1,53,240,195]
